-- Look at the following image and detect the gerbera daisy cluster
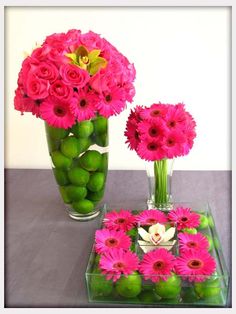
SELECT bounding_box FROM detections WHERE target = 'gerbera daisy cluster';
[124,103,196,161]
[14,29,136,128]
[94,207,216,285]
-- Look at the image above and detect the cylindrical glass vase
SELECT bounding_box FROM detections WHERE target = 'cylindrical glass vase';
[45,116,108,221]
[146,158,174,210]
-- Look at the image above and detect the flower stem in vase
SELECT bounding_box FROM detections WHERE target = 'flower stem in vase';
[154,159,170,208]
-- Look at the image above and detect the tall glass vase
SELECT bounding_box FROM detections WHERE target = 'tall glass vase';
[45,116,108,221]
[146,158,174,210]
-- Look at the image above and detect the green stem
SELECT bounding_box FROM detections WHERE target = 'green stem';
[154,159,169,207]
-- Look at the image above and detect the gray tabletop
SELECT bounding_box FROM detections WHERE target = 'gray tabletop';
[5,169,231,308]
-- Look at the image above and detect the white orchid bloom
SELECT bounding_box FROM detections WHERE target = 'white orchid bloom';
[138,223,176,253]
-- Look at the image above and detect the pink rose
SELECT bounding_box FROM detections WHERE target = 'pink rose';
[31,61,58,83]
[26,74,49,99]
[79,31,103,50]
[44,32,67,47]
[60,64,90,88]
[31,45,51,61]
[49,80,73,101]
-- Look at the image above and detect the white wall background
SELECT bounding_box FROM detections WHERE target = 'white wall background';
[5,7,231,170]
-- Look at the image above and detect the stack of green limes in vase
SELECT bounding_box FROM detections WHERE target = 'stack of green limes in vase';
[45,115,108,221]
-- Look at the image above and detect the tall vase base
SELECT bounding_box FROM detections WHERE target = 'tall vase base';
[147,198,174,211]
[67,208,101,221]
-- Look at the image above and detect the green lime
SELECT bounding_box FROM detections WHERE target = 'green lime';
[46,137,60,153]
[72,199,94,214]
[181,228,197,234]
[93,116,108,134]
[204,234,214,251]
[198,214,209,229]
[68,167,90,186]
[59,186,71,204]
[94,254,101,268]
[139,290,159,303]
[115,272,142,298]
[67,185,87,201]
[87,189,105,202]
[51,151,72,169]
[45,123,70,140]
[87,172,105,192]
[194,277,221,299]
[160,297,181,304]
[97,153,108,173]
[208,215,215,228]
[90,269,113,297]
[72,120,94,138]
[93,133,108,147]
[52,168,69,186]
[77,137,92,155]
[155,273,181,299]
[60,136,79,158]
[79,150,102,171]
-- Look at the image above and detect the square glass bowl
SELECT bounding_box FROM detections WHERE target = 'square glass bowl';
[85,202,229,307]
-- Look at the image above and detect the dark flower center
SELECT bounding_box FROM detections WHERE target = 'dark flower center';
[153,260,164,271]
[167,139,175,146]
[113,262,124,270]
[147,143,158,151]
[168,121,176,128]
[187,259,203,269]
[181,217,188,222]
[35,99,42,106]
[79,99,87,107]
[187,241,197,248]
[149,127,158,137]
[54,106,66,117]
[135,131,139,140]
[105,95,112,102]
[73,87,78,92]
[151,109,161,117]
[116,218,126,224]
[105,238,118,248]
[146,218,157,224]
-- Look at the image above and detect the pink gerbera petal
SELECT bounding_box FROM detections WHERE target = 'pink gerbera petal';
[103,209,136,232]
[99,248,139,282]
[168,207,200,231]
[178,232,209,253]
[135,209,168,226]
[175,250,216,282]
[40,97,75,129]
[140,103,168,122]
[95,229,131,254]
[139,248,176,283]
[138,119,167,141]
[70,89,97,121]
[136,139,166,161]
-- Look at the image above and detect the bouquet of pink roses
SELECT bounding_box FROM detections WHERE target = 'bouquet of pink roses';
[14,29,136,129]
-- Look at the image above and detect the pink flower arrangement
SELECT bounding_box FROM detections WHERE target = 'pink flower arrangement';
[139,248,176,282]
[99,248,139,282]
[14,30,136,129]
[125,103,196,161]
[93,208,217,284]
[167,207,200,231]
[135,209,167,226]
[95,229,131,254]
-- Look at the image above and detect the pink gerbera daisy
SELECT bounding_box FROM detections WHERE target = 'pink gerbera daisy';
[140,103,168,122]
[165,104,187,130]
[139,248,176,282]
[124,118,140,150]
[138,119,167,141]
[135,209,168,226]
[96,87,125,118]
[70,89,97,121]
[95,229,131,254]
[103,209,136,232]
[40,97,75,129]
[178,232,209,253]
[162,130,186,158]
[168,207,200,231]
[99,248,139,282]
[175,250,216,282]
[136,139,166,161]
